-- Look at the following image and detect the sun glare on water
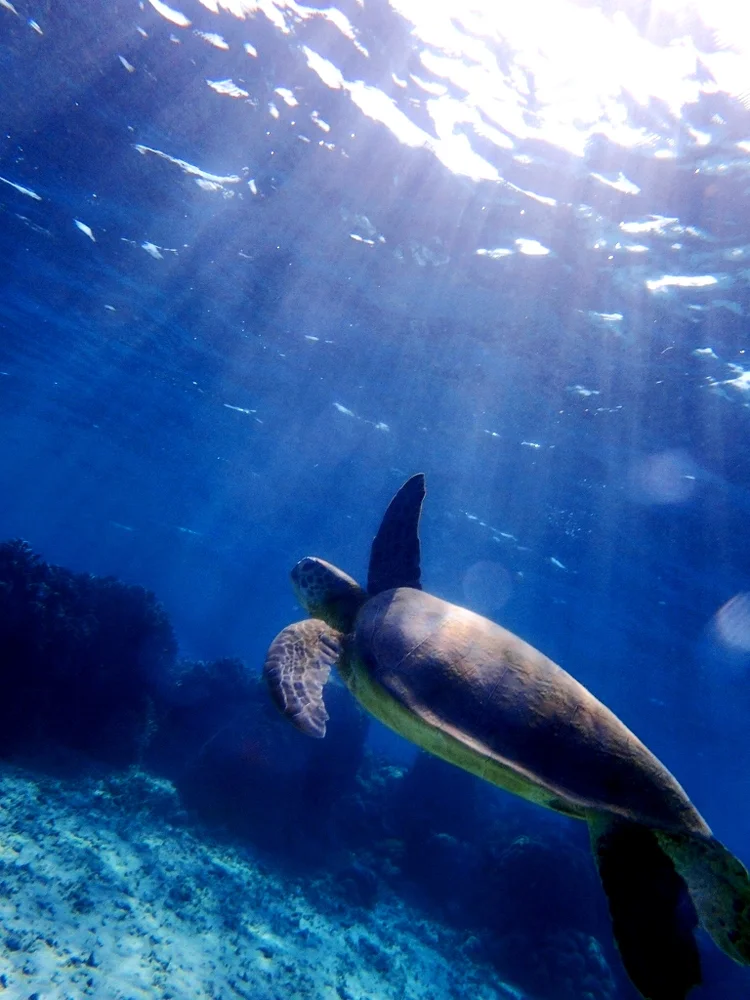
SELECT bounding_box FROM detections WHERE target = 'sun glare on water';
[182,0,750,179]
[390,0,750,159]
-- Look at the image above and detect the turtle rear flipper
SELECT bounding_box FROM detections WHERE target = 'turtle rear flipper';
[367,473,426,596]
[656,828,750,966]
[590,816,702,1000]
[264,620,343,738]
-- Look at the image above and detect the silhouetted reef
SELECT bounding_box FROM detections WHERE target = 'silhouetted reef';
[0,539,628,999]
[0,538,175,764]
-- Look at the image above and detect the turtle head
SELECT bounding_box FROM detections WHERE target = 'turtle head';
[291,557,366,632]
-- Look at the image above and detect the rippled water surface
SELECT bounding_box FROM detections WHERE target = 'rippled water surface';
[3,2,750,998]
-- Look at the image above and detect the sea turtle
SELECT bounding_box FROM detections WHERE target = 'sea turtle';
[264,474,750,1000]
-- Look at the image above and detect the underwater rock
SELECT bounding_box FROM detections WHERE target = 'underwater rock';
[475,834,599,936]
[492,927,617,1000]
[0,539,176,765]
[147,660,368,855]
[382,752,482,909]
[392,751,480,843]
[145,655,260,778]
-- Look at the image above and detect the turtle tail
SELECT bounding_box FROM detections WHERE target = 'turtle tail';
[655,828,750,968]
[589,816,702,1000]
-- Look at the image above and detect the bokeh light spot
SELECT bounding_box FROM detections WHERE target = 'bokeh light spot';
[462,560,513,617]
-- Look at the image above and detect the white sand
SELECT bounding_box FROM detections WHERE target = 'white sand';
[0,765,522,1000]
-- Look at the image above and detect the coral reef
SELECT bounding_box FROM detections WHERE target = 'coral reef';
[475,833,600,936]
[493,928,618,1000]
[147,661,367,858]
[0,539,175,765]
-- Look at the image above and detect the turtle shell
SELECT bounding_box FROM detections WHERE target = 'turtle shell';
[354,587,706,834]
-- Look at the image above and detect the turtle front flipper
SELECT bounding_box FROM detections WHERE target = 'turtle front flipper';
[367,473,426,596]
[264,620,343,738]
[590,815,701,1000]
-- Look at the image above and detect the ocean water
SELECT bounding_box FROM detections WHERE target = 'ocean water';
[2,1,750,998]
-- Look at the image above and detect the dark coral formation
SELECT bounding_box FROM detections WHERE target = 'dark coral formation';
[148,659,367,858]
[477,833,600,936]
[0,539,175,764]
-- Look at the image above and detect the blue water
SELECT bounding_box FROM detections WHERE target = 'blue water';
[2,2,750,998]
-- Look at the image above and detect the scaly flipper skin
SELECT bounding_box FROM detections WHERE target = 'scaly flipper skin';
[264,620,343,738]
[367,473,425,596]
[590,816,701,1000]
[656,830,750,968]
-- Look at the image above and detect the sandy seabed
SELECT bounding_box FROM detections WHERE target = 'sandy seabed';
[0,765,523,1000]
